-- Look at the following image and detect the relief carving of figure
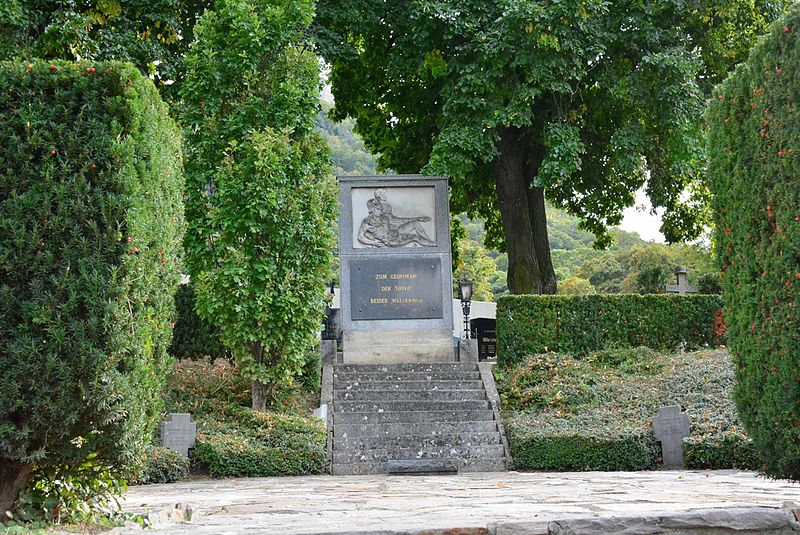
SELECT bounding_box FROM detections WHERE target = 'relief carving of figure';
[357,189,436,247]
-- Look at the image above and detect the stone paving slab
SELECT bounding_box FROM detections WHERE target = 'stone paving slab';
[119,470,800,534]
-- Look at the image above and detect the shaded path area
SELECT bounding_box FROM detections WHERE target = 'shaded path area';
[120,470,800,534]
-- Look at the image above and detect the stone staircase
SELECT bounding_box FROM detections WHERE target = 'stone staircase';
[328,362,511,475]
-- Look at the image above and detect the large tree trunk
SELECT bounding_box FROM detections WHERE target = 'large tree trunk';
[492,126,557,294]
[526,186,558,294]
[0,460,32,521]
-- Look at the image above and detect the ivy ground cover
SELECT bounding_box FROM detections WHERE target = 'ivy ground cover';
[496,348,756,471]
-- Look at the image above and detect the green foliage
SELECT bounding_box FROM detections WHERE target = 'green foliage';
[0,0,209,101]
[635,266,672,294]
[697,272,722,295]
[193,409,326,478]
[164,358,251,419]
[460,211,718,301]
[316,103,378,176]
[577,243,716,294]
[499,349,757,471]
[497,294,723,366]
[453,238,496,302]
[12,457,127,525]
[181,0,337,406]
[162,358,325,478]
[0,60,183,501]
[130,446,189,485]
[557,277,596,296]
[707,7,800,480]
[169,283,227,360]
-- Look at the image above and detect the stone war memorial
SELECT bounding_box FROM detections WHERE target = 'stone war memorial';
[338,175,455,363]
[329,175,511,475]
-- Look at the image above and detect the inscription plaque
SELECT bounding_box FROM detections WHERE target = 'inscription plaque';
[350,257,443,320]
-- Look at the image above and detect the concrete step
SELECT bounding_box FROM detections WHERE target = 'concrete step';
[334,363,478,374]
[333,432,501,451]
[333,389,487,402]
[334,409,496,425]
[333,419,499,437]
[333,380,484,391]
[332,445,505,464]
[334,371,482,383]
[330,457,507,475]
[334,400,491,412]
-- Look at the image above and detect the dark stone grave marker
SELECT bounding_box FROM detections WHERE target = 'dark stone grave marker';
[653,405,691,469]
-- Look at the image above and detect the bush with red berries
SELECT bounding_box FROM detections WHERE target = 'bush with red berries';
[707,9,800,480]
[0,61,185,513]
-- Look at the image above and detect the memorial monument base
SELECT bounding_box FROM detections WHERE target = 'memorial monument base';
[343,329,454,364]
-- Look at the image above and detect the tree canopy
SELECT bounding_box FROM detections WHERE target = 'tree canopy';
[315,0,788,294]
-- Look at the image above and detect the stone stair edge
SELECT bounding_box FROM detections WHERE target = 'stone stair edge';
[331,445,506,463]
[332,433,502,449]
[333,410,497,424]
[332,420,499,436]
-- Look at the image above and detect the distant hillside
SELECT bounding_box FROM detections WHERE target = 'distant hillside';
[316,103,378,176]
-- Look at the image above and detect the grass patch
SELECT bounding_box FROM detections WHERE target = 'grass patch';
[496,348,757,471]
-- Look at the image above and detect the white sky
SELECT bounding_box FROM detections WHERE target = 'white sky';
[618,188,666,243]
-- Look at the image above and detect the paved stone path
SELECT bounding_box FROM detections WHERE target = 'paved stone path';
[120,470,800,534]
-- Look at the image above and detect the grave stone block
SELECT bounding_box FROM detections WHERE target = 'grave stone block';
[160,413,196,457]
[653,405,691,469]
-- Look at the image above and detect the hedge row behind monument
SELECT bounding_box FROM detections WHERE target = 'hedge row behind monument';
[0,61,184,513]
[496,294,723,366]
[707,8,800,481]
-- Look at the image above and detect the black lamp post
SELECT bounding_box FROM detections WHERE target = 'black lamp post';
[458,278,473,339]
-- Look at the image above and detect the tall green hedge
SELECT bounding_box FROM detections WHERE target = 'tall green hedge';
[0,60,184,510]
[496,294,723,366]
[707,9,800,480]
[169,283,227,360]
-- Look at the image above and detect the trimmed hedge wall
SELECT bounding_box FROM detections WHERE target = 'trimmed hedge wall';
[169,283,227,360]
[0,61,184,485]
[707,8,800,480]
[496,294,723,366]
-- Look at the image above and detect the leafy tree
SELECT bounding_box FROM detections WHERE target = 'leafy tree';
[315,0,788,294]
[635,266,672,295]
[558,277,597,296]
[453,239,496,302]
[181,0,336,411]
[0,0,210,101]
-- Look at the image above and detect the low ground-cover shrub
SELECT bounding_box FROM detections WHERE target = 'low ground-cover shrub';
[498,348,756,471]
[131,446,190,485]
[11,457,127,525]
[497,294,723,367]
[193,409,326,477]
[157,358,326,479]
